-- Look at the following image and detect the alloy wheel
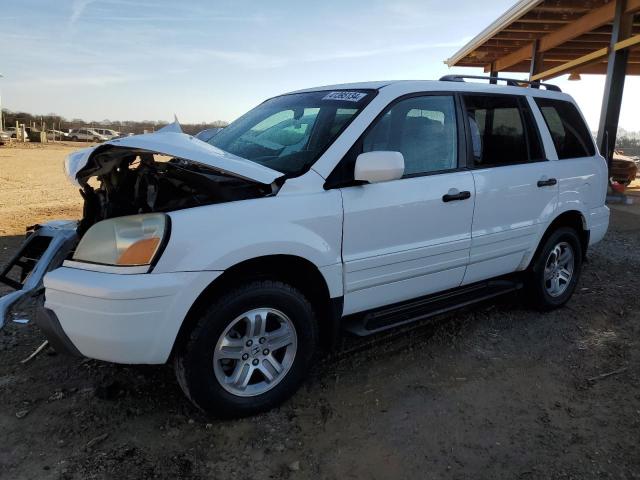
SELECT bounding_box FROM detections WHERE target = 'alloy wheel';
[213,308,297,397]
[543,241,574,297]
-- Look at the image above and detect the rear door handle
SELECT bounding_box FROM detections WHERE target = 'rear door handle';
[537,177,557,187]
[442,189,471,203]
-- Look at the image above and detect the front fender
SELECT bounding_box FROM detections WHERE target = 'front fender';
[154,190,343,274]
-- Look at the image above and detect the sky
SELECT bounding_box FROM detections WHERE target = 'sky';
[1,0,639,131]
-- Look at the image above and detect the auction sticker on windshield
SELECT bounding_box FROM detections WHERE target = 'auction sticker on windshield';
[322,91,368,102]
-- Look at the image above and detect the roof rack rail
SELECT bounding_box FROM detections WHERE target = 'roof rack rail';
[439,75,562,92]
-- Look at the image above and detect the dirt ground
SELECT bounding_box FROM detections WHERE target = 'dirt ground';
[0,143,639,479]
[0,142,84,237]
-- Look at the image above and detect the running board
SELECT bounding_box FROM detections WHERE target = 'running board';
[342,279,522,336]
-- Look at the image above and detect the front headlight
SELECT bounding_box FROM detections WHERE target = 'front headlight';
[73,213,169,267]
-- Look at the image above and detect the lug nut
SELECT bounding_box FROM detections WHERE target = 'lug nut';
[246,340,253,347]
[252,359,259,366]
[259,337,266,344]
[242,353,249,361]
[263,349,269,355]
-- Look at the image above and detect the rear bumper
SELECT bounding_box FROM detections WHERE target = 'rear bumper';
[43,267,220,364]
[588,205,610,246]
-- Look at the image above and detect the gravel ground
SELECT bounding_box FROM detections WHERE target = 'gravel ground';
[0,144,639,479]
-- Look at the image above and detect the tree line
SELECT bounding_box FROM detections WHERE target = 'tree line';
[616,128,640,157]
[1,109,228,136]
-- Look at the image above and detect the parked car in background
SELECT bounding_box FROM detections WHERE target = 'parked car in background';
[94,128,121,140]
[47,129,70,141]
[6,126,28,140]
[0,131,11,145]
[0,77,609,418]
[195,127,223,142]
[68,128,109,142]
[611,151,638,186]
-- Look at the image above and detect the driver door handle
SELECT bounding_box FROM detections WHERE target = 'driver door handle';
[442,189,471,203]
[537,177,557,187]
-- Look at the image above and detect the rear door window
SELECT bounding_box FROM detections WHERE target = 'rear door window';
[462,95,544,167]
[534,98,595,159]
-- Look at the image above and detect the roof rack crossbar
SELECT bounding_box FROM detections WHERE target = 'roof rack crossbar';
[439,75,561,92]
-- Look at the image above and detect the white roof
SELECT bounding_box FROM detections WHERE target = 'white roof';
[289,81,394,94]
[288,79,570,100]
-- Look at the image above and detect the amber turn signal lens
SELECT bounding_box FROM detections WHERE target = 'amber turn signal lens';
[116,237,161,265]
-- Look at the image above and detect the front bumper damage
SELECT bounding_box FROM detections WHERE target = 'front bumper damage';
[0,221,81,355]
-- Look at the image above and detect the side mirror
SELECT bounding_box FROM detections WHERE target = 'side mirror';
[354,151,405,184]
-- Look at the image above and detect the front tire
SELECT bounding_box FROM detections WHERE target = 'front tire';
[174,280,318,418]
[526,227,583,310]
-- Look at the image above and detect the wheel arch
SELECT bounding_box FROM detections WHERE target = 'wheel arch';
[528,210,589,270]
[169,254,342,360]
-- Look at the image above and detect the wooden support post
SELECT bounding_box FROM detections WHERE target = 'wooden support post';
[528,40,544,86]
[597,0,633,172]
[489,63,499,84]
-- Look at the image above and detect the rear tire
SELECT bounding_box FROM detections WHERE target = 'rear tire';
[174,280,318,418]
[526,227,583,310]
[71,136,78,141]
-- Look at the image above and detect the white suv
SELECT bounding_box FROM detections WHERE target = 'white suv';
[68,128,108,142]
[0,77,609,417]
[93,128,121,139]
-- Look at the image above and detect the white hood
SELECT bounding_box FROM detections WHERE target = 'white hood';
[65,122,283,186]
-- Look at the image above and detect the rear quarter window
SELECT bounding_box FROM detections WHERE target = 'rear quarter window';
[534,98,595,159]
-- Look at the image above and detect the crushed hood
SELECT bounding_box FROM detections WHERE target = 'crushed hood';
[65,121,283,186]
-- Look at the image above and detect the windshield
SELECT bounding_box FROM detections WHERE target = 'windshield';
[208,89,375,176]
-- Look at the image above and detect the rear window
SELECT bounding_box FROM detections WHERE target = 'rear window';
[534,98,595,159]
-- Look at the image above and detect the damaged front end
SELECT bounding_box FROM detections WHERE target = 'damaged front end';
[0,122,283,336]
[68,123,282,237]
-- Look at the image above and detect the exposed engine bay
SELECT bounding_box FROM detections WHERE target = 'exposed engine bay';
[75,146,276,236]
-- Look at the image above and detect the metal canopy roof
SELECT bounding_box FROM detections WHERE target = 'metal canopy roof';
[446,0,640,79]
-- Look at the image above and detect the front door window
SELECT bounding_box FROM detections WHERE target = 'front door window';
[362,95,459,176]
